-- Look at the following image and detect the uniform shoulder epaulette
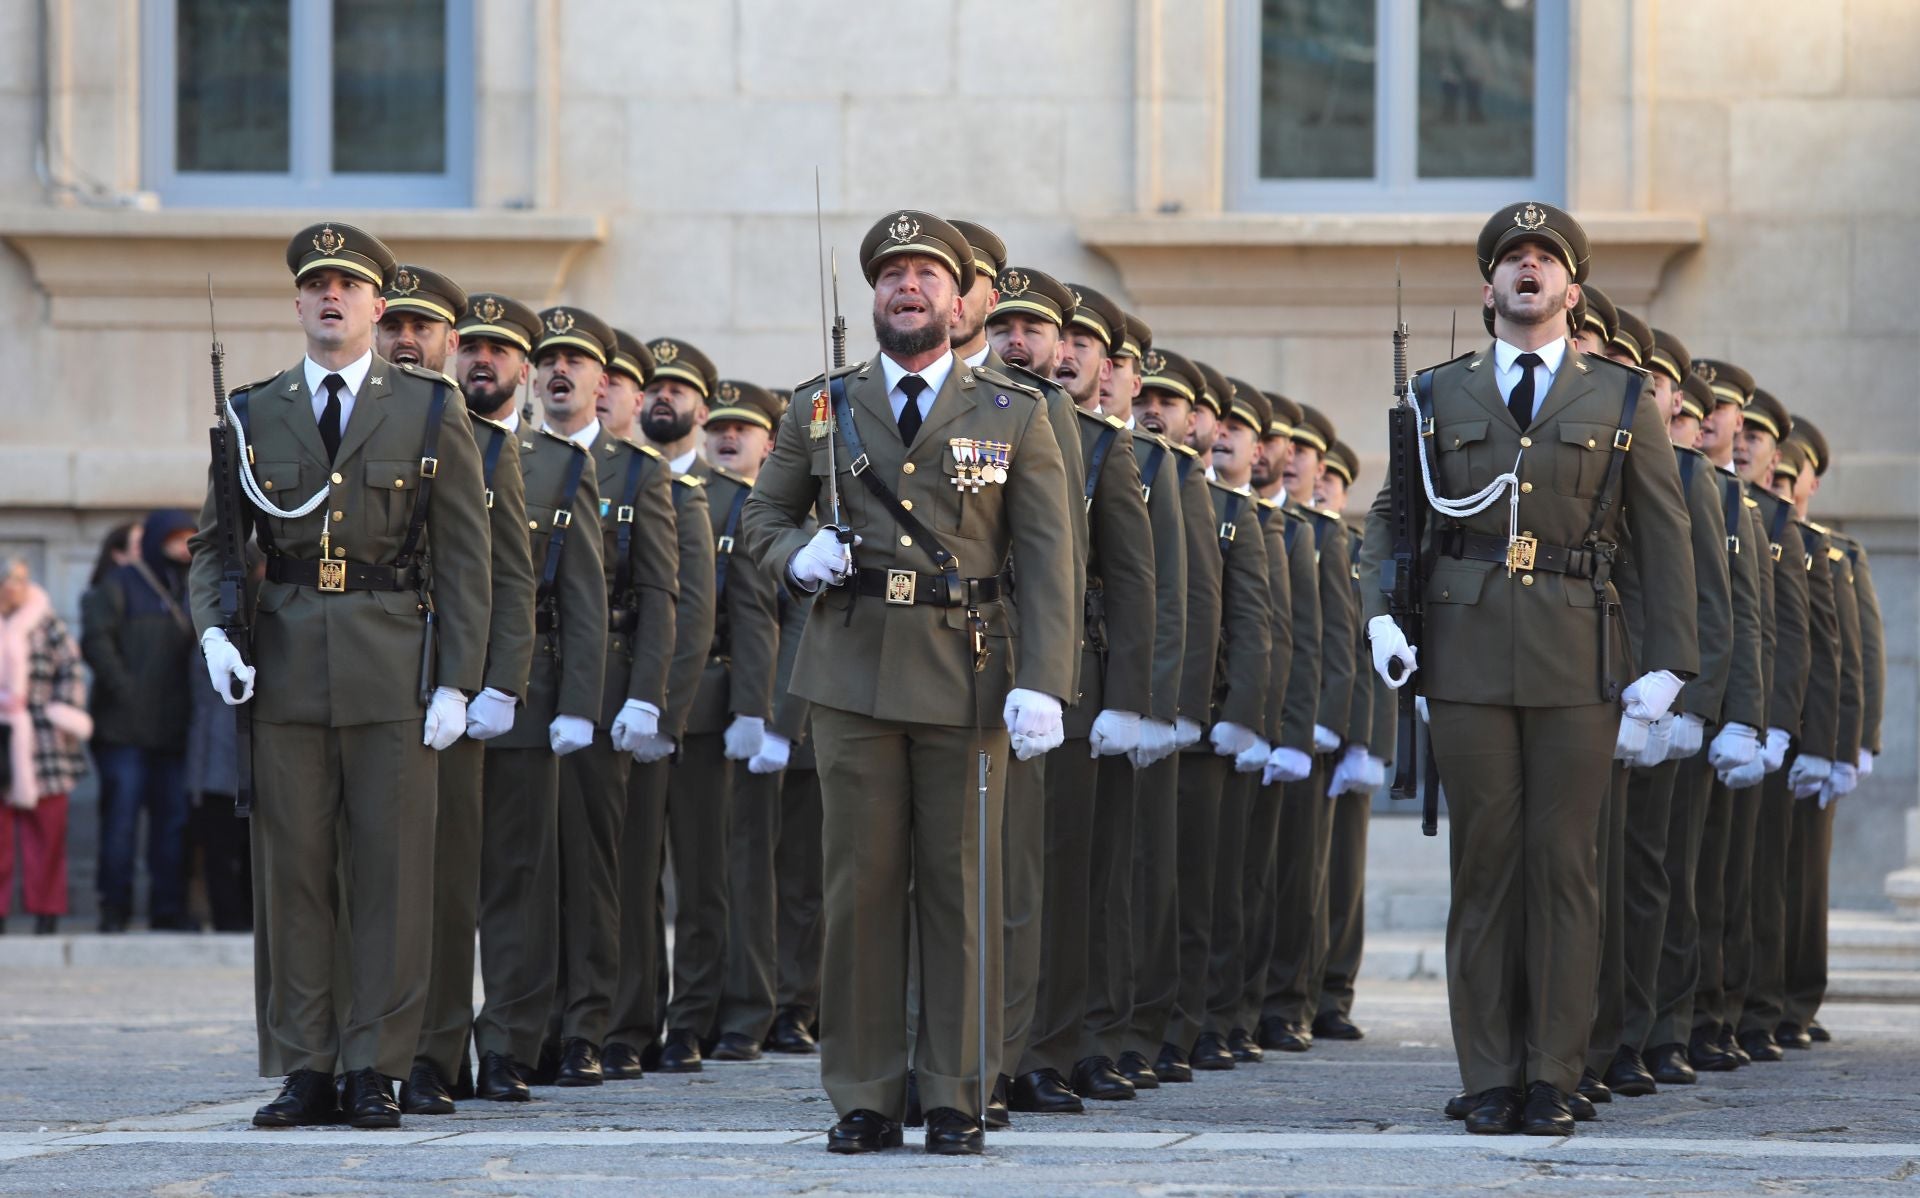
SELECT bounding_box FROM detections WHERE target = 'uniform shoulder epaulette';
[973,363,1042,399]
[1806,519,1831,534]
[1306,504,1340,523]
[1172,442,1200,458]
[676,472,704,488]
[1743,495,1760,508]
[1256,495,1281,511]
[228,373,278,400]
[393,360,459,388]
[1574,352,1649,380]
[1129,425,1167,446]
[1073,406,1122,430]
[537,426,585,452]
[1419,349,1479,376]
[469,412,510,432]
[709,463,754,487]
[794,361,866,394]
[636,442,664,460]
[1677,444,1707,459]
[1826,545,1845,561]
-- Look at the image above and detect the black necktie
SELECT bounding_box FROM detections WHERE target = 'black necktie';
[897,374,928,446]
[319,373,345,462]
[1508,352,1543,429]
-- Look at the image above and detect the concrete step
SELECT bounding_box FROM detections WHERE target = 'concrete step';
[1826,909,1920,972]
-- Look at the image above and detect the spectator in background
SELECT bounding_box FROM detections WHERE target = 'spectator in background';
[81,509,197,933]
[184,545,259,932]
[87,521,141,590]
[0,557,90,935]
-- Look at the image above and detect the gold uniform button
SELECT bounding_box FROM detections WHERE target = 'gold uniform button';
[1521,482,1533,494]
[900,499,913,511]
[334,547,347,559]
[263,480,274,490]
[332,510,344,521]
[330,472,344,485]
[900,535,913,547]
[1588,438,1597,449]
[529,520,540,530]
[1519,436,1532,448]
[395,478,406,488]
[902,462,916,475]
[1521,573,1534,586]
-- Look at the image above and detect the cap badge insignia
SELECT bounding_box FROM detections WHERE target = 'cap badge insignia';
[808,389,832,440]
[1514,203,1548,232]
[1693,361,1717,383]
[719,381,740,403]
[888,214,921,244]
[312,225,345,255]
[651,340,679,365]
[1000,269,1030,296]
[1143,350,1166,375]
[390,269,419,296]
[473,297,506,324]
[546,310,576,336]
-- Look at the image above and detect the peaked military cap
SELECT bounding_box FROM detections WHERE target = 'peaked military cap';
[1787,415,1830,477]
[1608,307,1650,366]
[949,220,1007,283]
[287,221,395,288]
[1579,284,1619,345]
[1679,369,1713,421]
[610,328,657,386]
[706,379,781,432]
[1267,391,1303,440]
[1324,439,1359,486]
[1227,376,1273,433]
[990,265,1076,327]
[382,263,466,325]
[1691,357,1754,408]
[646,336,718,398]
[1648,327,1691,386]
[1772,436,1808,481]
[859,209,974,294]
[1195,361,1234,420]
[1292,403,1336,454]
[1064,282,1124,351]
[457,292,541,353]
[1118,310,1151,361]
[1478,200,1591,284]
[1139,346,1201,405]
[534,305,614,365]
[1744,386,1791,442]
[1221,372,1268,434]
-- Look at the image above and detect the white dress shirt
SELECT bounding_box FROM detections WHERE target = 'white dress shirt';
[546,418,603,450]
[501,409,521,433]
[879,350,956,426]
[962,345,990,370]
[1492,337,1568,423]
[668,448,698,475]
[304,350,373,433]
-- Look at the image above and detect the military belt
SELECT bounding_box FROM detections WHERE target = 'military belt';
[851,566,1002,608]
[1439,530,1601,580]
[535,608,558,634]
[609,607,638,633]
[265,556,420,593]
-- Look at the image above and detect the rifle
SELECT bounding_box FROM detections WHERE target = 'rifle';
[206,279,256,818]
[1381,264,1437,834]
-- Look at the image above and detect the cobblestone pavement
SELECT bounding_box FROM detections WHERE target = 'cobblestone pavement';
[0,964,1915,1195]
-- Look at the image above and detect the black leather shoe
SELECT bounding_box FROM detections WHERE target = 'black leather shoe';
[1738,1028,1784,1062]
[555,1038,603,1086]
[1718,1025,1750,1066]
[1265,1022,1312,1053]
[1568,1090,1598,1122]
[1774,1021,1812,1050]
[1154,1042,1193,1083]
[1116,1050,1160,1087]
[1688,1027,1738,1072]
[1808,1020,1831,1043]
[1521,1081,1575,1136]
[398,1061,455,1115]
[766,1007,818,1054]
[827,1109,902,1154]
[1071,1055,1136,1101]
[601,1041,644,1080]
[476,1052,530,1102]
[527,1040,561,1086]
[924,1107,984,1155]
[1463,1087,1522,1135]
[253,1070,341,1127]
[343,1068,401,1129]
[1603,1045,1657,1096]
[657,1028,703,1073]
[709,1031,763,1061]
[1576,1067,1612,1104]
[1444,1091,1474,1120]
[904,1069,923,1127]
[1311,1011,1365,1041]
[985,1074,1010,1129]
[1227,1027,1264,1063]
[1189,1032,1236,1071]
[1009,1068,1083,1114]
[1647,1042,1696,1086]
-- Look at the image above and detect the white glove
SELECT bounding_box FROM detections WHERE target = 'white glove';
[630,731,676,763]
[1173,716,1204,749]
[465,687,518,741]
[422,686,468,750]
[549,713,596,756]
[1615,713,1651,762]
[724,714,767,761]
[1416,695,1430,724]
[1788,755,1832,799]
[788,527,860,590]
[1362,754,1389,790]
[1004,688,1065,761]
[1634,716,1674,769]
[1125,718,1170,767]
[1367,615,1418,688]
[1763,727,1791,773]
[1858,748,1874,779]
[1263,745,1313,786]
[1329,745,1368,796]
[609,698,661,753]
[1622,669,1684,722]
[1719,755,1768,790]
[1210,721,1259,759]
[1667,713,1705,761]
[200,628,256,706]
[1090,709,1143,758]
[1313,724,1342,755]
[748,731,791,775]
[1828,761,1858,797]
[1235,736,1271,774]
[1708,722,1760,771]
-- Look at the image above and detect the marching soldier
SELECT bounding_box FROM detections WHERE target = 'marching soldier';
[1357,203,1699,1136]
[740,211,1076,1155]
[372,269,538,1115]
[535,306,680,1085]
[190,223,493,1128]
[449,293,606,1102]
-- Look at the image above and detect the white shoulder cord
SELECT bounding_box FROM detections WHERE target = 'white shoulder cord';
[225,394,332,519]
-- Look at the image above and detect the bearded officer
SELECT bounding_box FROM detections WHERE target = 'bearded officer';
[741,210,1075,1156]
[1357,202,1698,1136]
[191,223,492,1129]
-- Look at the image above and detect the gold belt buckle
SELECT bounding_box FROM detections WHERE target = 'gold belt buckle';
[884,568,916,606]
[317,559,348,593]
[1506,534,1538,574]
